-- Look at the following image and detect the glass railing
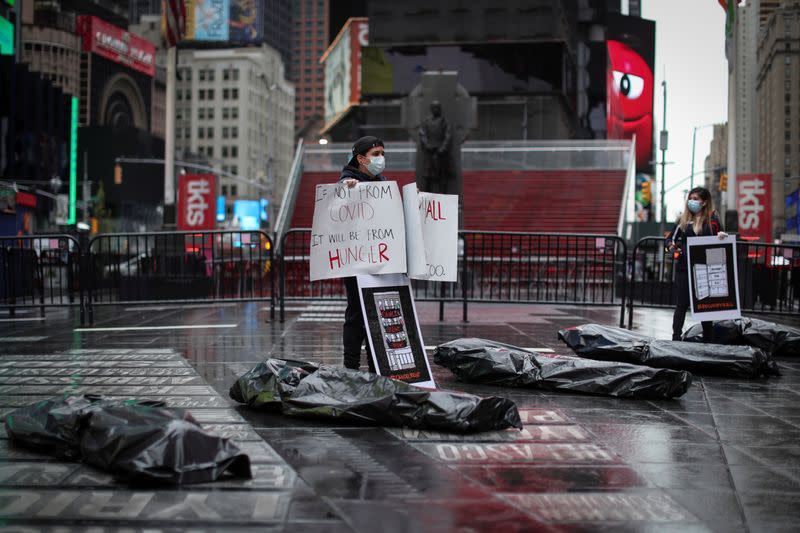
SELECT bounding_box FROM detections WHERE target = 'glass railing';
[302,139,632,172]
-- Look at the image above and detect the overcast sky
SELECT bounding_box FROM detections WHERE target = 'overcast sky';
[641,0,729,219]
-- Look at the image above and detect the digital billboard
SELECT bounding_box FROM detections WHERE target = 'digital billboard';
[605,14,656,174]
[75,16,156,77]
[186,0,231,42]
[233,199,261,231]
[230,0,264,43]
[0,15,12,56]
[177,0,263,43]
[322,17,368,126]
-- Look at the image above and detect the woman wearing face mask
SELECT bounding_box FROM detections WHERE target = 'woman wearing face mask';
[665,187,728,341]
[338,136,386,371]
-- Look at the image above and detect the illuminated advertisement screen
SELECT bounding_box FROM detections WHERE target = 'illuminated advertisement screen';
[605,14,656,173]
[233,200,260,230]
[187,0,231,41]
[0,15,13,56]
[230,0,264,43]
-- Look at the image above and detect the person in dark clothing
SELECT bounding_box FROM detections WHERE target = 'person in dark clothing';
[338,136,387,371]
[665,187,728,341]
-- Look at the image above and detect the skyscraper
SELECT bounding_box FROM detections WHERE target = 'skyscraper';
[291,0,328,137]
[756,0,800,235]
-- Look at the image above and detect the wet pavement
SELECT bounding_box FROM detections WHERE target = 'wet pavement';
[1,301,799,532]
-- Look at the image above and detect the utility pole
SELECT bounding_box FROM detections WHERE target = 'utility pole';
[164,46,177,226]
[659,80,668,236]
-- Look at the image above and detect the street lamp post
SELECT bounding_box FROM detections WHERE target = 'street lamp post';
[659,80,668,237]
[689,123,718,190]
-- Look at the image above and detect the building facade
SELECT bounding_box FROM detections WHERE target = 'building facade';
[704,123,727,211]
[735,0,760,174]
[756,0,800,236]
[175,45,295,223]
[291,0,328,137]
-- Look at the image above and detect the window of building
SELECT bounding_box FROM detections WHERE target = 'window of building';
[199,70,206,82]
[176,89,182,101]
[232,88,239,99]
[176,110,183,120]
[208,127,214,139]
[198,108,205,120]
[222,127,229,139]
[231,185,238,196]
[787,131,792,141]
[231,146,238,157]
[223,88,230,99]
[199,89,206,100]
[232,69,239,81]
[198,128,205,139]
[222,146,229,157]
[231,126,238,139]
[208,89,215,100]
[221,185,228,195]
[786,56,792,65]
[232,108,239,119]
[222,108,229,119]
[208,108,215,120]
[231,166,238,175]
[207,147,214,157]
[786,144,791,154]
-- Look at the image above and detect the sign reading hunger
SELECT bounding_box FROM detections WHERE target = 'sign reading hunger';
[310,181,407,281]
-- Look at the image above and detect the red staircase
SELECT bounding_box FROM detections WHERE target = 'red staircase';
[290,169,625,234]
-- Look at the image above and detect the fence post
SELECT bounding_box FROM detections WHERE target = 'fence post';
[279,233,286,323]
[438,283,445,322]
[628,239,639,330]
[461,233,469,323]
[618,239,627,328]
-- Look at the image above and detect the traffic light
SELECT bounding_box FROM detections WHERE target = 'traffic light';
[719,173,728,192]
[114,164,122,185]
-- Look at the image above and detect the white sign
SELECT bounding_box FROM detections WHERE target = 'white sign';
[357,273,435,388]
[310,181,407,281]
[686,235,742,321]
[403,184,459,282]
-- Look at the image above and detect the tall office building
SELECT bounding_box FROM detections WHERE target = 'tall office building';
[263,0,293,67]
[756,0,800,235]
[174,45,295,222]
[291,0,328,137]
[704,123,727,211]
[735,0,760,174]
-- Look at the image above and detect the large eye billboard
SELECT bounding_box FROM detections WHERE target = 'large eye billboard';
[605,15,656,174]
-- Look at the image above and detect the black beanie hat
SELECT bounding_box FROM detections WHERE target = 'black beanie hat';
[348,136,384,167]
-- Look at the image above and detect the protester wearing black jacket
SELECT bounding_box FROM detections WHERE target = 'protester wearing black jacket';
[337,136,387,371]
[665,187,728,341]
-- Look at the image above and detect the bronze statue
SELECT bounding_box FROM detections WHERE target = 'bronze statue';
[418,101,452,193]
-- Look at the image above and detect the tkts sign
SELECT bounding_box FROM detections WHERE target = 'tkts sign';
[737,173,772,242]
[177,174,216,230]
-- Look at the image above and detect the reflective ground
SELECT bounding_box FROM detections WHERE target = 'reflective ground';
[1,301,799,532]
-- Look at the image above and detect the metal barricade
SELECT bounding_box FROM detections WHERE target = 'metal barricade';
[628,236,800,329]
[0,234,84,322]
[461,231,627,326]
[86,230,274,324]
[278,229,627,326]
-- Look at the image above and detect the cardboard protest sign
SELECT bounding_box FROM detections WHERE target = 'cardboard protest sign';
[686,235,742,321]
[357,274,435,388]
[310,181,406,281]
[403,184,459,282]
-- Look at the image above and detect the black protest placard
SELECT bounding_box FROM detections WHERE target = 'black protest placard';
[686,235,742,321]
[357,274,435,388]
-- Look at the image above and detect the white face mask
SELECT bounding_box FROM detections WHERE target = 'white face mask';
[366,155,385,175]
